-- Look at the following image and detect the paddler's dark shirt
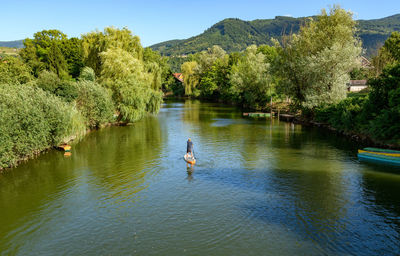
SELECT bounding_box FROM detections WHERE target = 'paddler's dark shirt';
[187,141,193,152]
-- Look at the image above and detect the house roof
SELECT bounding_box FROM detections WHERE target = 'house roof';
[173,73,183,83]
[349,80,368,86]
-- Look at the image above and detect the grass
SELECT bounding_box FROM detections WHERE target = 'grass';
[0,47,19,56]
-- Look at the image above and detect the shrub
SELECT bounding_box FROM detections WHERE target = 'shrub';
[315,96,367,131]
[0,56,33,85]
[79,67,96,81]
[36,71,78,102]
[76,81,115,128]
[0,83,85,169]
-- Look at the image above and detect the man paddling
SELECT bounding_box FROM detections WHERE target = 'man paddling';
[186,138,194,158]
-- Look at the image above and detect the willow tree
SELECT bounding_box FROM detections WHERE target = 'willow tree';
[100,47,162,122]
[181,61,199,96]
[82,27,143,76]
[81,27,162,122]
[275,6,362,108]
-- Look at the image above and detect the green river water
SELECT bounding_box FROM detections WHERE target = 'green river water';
[0,100,400,255]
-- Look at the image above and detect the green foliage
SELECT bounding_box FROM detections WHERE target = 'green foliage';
[349,67,369,80]
[275,6,362,108]
[20,30,84,78]
[0,83,85,168]
[110,77,161,122]
[169,79,185,96]
[370,46,395,77]
[76,81,114,128]
[179,45,276,107]
[36,71,78,102]
[82,27,143,76]
[167,56,188,72]
[79,66,96,81]
[315,96,367,131]
[62,37,84,78]
[98,42,162,122]
[384,31,400,61]
[0,56,33,84]
[229,45,273,109]
[315,63,400,144]
[1,27,168,169]
[369,32,400,77]
[151,14,400,58]
[181,61,199,96]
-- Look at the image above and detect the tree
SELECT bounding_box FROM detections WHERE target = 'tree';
[275,6,362,108]
[230,45,272,109]
[82,27,143,76]
[76,80,114,128]
[143,47,174,91]
[181,61,199,96]
[384,31,400,61]
[20,30,84,78]
[62,37,84,78]
[199,56,230,99]
[99,47,162,122]
[370,46,395,77]
[193,45,226,74]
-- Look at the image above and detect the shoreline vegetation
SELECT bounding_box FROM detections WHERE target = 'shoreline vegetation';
[0,27,170,171]
[169,6,400,149]
[1,6,400,171]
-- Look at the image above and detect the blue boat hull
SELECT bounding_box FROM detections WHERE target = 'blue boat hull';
[358,153,400,166]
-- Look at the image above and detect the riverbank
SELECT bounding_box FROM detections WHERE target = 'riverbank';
[167,95,399,149]
[292,116,400,150]
[0,121,135,172]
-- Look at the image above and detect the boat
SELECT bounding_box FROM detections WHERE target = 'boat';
[243,112,272,118]
[358,147,400,166]
[183,154,196,165]
[363,147,400,155]
[58,145,72,152]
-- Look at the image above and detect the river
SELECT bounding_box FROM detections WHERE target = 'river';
[0,100,399,255]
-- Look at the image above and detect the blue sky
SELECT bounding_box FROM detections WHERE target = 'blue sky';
[1,0,399,46]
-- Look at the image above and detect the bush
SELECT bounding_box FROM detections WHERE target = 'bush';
[0,83,85,169]
[76,81,115,128]
[36,71,78,102]
[315,96,367,131]
[0,56,33,85]
[79,67,96,81]
[170,80,185,96]
[363,64,400,143]
[315,63,400,145]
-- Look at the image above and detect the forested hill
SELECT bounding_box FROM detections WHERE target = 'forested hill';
[151,14,400,57]
[0,40,24,48]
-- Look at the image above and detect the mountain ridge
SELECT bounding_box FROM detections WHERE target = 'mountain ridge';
[151,14,400,57]
[0,40,24,48]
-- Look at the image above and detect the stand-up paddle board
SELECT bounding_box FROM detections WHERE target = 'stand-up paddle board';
[184,154,196,165]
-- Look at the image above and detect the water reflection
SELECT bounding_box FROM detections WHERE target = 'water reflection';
[1,100,400,255]
[0,114,165,254]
